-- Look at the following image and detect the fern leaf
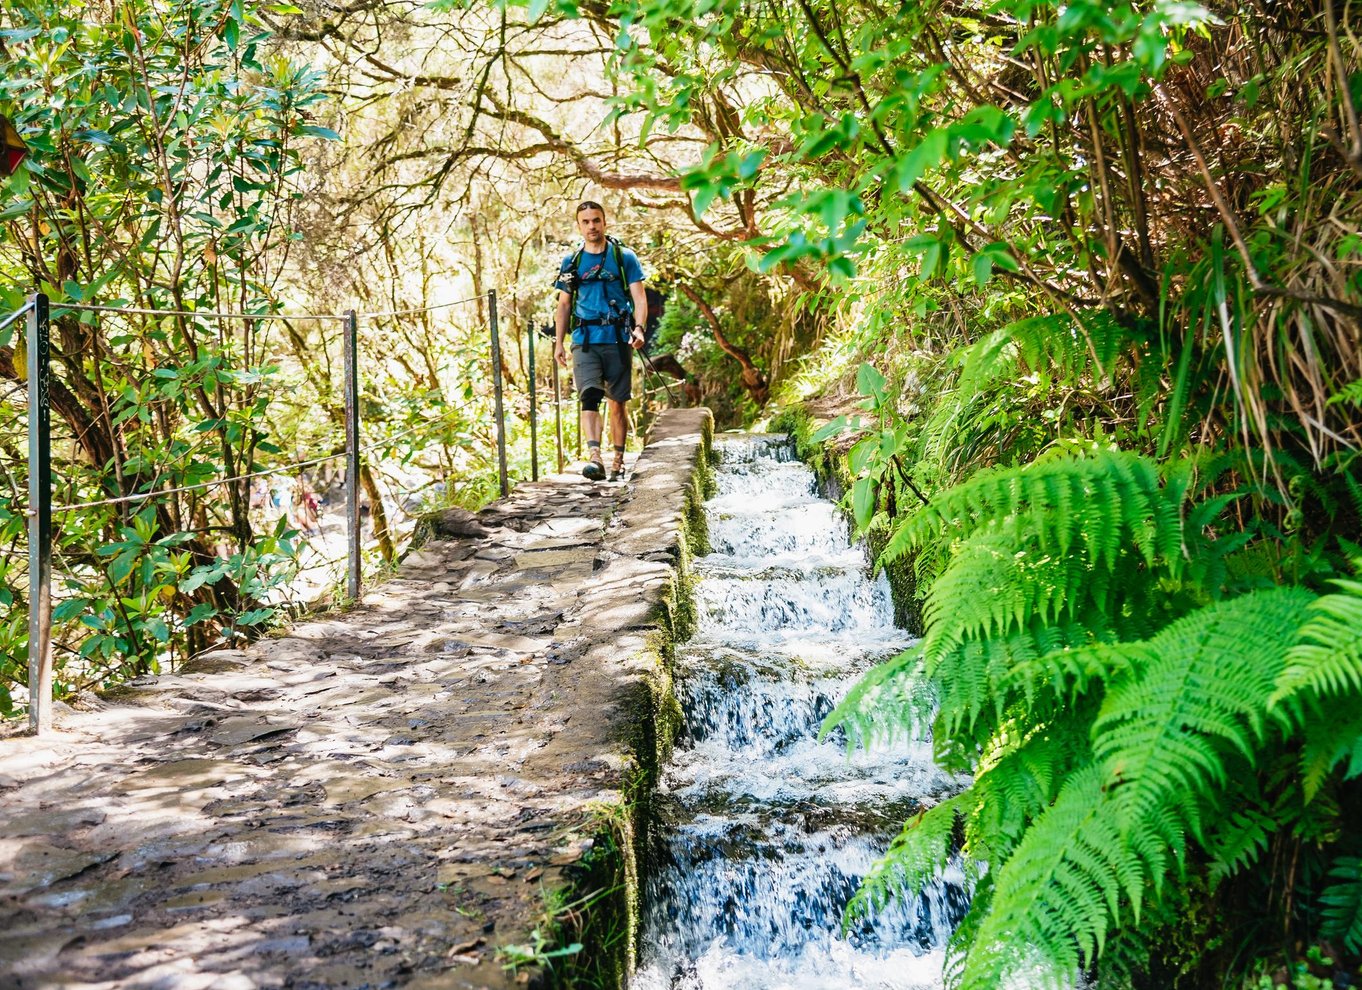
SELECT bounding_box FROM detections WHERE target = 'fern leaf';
[1004,637,1131,711]
[848,792,972,923]
[957,764,1180,990]
[1273,575,1362,705]
[1320,856,1362,953]
[819,647,931,750]
[881,449,1173,574]
[1298,703,1362,801]
[928,620,1102,748]
[1327,378,1362,409]
[968,706,1099,862]
[1095,588,1315,838]
[1206,806,1275,884]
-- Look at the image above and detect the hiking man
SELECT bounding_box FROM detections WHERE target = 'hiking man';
[553,201,647,482]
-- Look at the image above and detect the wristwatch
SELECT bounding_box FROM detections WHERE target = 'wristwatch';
[633,324,645,333]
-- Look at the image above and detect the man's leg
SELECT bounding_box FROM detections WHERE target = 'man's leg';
[579,393,607,478]
[606,399,629,480]
[607,399,629,448]
[581,409,603,447]
[573,347,608,479]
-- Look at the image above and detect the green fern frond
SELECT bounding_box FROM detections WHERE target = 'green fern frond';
[914,330,1018,477]
[1004,638,1134,711]
[1207,806,1275,884]
[1273,575,1362,705]
[920,532,1099,664]
[958,763,1184,990]
[1094,588,1316,838]
[1320,856,1362,953]
[819,647,931,750]
[930,620,1102,747]
[847,792,973,923]
[1007,311,1136,380]
[968,706,1099,862]
[882,450,1174,575]
[1299,703,1362,801]
[1326,378,1362,409]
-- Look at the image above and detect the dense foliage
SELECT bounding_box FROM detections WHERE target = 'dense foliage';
[0,0,536,713]
[548,0,1362,984]
[0,0,334,709]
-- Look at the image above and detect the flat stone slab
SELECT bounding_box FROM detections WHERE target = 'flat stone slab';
[0,409,712,990]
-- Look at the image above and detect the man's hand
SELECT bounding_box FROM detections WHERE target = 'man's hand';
[554,341,568,367]
[630,326,645,351]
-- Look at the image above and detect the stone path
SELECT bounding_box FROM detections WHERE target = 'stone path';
[0,409,711,990]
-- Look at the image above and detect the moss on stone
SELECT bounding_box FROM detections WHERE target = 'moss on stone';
[866,521,925,636]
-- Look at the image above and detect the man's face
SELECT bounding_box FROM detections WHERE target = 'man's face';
[577,208,606,245]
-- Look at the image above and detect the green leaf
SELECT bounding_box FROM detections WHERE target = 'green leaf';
[810,415,848,443]
[1321,856,1362,952]
[53,600,89,622]
[852,476,876,530]
[294,124,341,141]
[973,250,995,286]
[856,362,886,402]
[184,602,218,627]
[895,128,948,193]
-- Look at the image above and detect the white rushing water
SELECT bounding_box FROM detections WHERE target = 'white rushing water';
[634,436,967,990]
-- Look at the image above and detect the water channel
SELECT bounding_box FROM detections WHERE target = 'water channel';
[634,436,969,989]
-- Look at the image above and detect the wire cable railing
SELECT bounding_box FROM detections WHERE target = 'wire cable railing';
[6,286,543,734]
[52,301,353,322]
[0,299,35,335]
[49,291,496,326]
[40,399,476,516]
[360,293,488,319]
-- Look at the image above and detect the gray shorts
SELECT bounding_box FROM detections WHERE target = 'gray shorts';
[572,342,633,403]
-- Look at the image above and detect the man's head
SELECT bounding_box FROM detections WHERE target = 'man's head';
[576,201,607,247]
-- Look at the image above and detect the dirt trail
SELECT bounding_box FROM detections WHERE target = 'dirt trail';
[0,409,711,990]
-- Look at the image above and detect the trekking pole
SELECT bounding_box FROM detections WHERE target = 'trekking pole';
[638,349,679,404]
[609,300,678,405]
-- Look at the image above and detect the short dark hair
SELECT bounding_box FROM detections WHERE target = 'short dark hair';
[576,201,606,217]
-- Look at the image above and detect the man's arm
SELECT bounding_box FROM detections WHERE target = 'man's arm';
[554,290,572,366]
[628,281,647,350]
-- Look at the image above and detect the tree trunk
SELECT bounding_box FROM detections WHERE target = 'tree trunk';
[678,285,770,406]
[359,461,395,565]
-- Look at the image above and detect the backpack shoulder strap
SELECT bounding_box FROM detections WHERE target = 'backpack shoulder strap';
[607,236,632,315]
[565,246,585,322]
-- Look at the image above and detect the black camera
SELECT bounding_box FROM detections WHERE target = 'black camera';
[557,267,579,290]
[607,299,634,334]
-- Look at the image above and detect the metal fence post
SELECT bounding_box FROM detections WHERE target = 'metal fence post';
[489,290,509,498]
[551,339,565,475]
[27,293,51,735]
[527,320,538,481]
[344,309,361,601]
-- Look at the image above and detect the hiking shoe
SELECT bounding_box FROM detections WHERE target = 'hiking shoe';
[609,451,626,482]
[582,453,606,481]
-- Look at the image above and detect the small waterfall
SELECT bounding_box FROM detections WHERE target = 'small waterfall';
[635,436,967,990]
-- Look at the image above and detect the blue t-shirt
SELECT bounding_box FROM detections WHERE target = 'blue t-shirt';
[555,241,645,345]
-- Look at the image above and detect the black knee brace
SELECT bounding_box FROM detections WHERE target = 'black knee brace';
[580,387,604,412]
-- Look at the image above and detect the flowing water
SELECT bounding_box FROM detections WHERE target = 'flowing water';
[634,436,969,990]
